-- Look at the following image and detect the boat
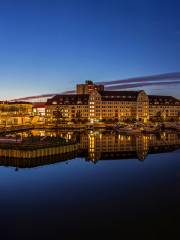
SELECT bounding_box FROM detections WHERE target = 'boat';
[87,125,94,130]
[142,125,160,133]
[115,125,142,134]
[175,123,180,131]
[163,122,176,130]
[105,126,115,130]
[0,137,22,143]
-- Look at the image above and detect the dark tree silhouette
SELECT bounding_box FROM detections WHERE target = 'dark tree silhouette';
[53,106,63,126]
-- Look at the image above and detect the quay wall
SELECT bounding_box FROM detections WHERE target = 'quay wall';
[0,143,79,159]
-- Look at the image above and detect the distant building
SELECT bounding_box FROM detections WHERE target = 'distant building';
[76,80,104,94]
[0,101,33,126]
[32,102,46,116]
[149,95,180,121]
[46,81,149,123]
[88,89,149,122]
[46,81,180,123]
[32,102,46,124]
[1,81,179,126]
[46,94,89,123]
[0,101,48,126]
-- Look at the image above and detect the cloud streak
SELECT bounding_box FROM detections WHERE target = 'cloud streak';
[105,81,180,90]
[13,72,180,101]
[97,72,180,86]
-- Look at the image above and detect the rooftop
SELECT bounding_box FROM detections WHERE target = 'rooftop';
[47,94,89,105]
[148,95,180,105]
[0,101,32,105]
[99,90,141,101]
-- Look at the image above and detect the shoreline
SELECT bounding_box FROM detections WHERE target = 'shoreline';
[0,121,180,133]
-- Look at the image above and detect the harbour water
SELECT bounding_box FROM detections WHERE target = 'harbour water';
[0,130,179,238]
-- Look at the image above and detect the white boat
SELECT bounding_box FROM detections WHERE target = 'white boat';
[0,137,22,143]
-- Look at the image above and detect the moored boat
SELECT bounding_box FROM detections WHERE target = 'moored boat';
[87,125,94,130]
[0,137,22,143]
[175,123,180,131]
[142,125,160,133]
[115,125,142,134]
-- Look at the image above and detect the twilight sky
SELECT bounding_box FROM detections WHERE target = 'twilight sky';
[0,0,180,100]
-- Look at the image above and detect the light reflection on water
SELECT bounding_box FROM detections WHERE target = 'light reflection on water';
[0,130,179,237]
[0,130,179,168]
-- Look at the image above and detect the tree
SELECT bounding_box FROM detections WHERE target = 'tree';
[9,106,18,112]
[81,118,88,124]
[53,106,63,126]
[0,105,6,112]
[75,111,81,123]
[178,111,180,121]
[156,111,164,122]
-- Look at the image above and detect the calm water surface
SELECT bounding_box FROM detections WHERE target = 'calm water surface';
[0,131,179,238]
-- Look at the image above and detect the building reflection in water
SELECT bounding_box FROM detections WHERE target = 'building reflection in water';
[80,131,179,162]
[0,130,179,169]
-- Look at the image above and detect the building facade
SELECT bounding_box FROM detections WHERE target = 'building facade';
[46,81,180,123]
[0,101,33,126]
[88,89,149,122]
[32,102,46,124]
[149,95,180,121]
[46,94,89,124]
[76,80,104,94]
